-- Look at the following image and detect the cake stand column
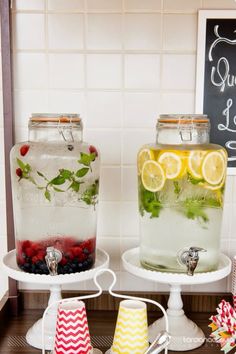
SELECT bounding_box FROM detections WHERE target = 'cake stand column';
[148,283,205,351]
[2,248,109,351]
[26,284,62,350]
[122,247,232,352]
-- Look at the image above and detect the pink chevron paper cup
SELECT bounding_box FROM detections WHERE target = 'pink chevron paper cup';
[54,300,93,354]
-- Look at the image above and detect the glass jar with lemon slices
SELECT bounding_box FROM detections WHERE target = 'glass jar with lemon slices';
[138,115,227,273]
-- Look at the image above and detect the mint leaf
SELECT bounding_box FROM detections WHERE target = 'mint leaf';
[81,180,99,205]
[53,187,64,192]
[28,176,36,185]
[78,152,95,167]
[37,171,45,178]
[24,164,31,173]
[182,198,209,222]
[59,169,73,180]
[90,152,96,161]
[139,182,162,218]
[173,181,181,195]
[45,190,51,201]
[69,181,81,192]
[187,173,204,185]
[50,176,66,185]
[76,168,89,178]
[37,171,49,182]
[17,158,26,170]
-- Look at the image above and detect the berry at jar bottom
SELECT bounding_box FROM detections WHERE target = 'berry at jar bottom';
[16,236,96,275]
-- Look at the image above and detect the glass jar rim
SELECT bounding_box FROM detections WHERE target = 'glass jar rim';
[157,114,209,125]
[29,113,81,123]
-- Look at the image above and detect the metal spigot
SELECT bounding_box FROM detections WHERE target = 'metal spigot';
[179,247,207,276]
[145,331,171,354]
[45,247,62,276]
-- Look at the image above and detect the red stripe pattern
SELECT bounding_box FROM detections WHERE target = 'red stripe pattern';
[54,301,92,354]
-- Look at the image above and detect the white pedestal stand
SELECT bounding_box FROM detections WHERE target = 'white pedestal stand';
[122,247,231,352]
[2,248,109,351]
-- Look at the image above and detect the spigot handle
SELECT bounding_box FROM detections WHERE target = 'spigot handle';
[189,247,207,254]
[178,246,207,276]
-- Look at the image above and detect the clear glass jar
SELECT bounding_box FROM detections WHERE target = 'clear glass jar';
[10,114,100,275]
[138,115,227,273]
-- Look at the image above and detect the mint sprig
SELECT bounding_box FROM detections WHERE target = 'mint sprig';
[16,150,98,204]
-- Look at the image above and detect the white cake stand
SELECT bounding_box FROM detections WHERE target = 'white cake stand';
[2,248,109,351]
[122,247,231,352]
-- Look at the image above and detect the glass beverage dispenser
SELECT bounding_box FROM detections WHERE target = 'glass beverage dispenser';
[11,114,100,275]
[138,115,227,274]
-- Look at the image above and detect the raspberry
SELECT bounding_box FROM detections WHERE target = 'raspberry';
[72,247,83,257]
[20,144,30,156]
[22,240,32,250]
[16,168,22,178]
[60,257,67,266]
[37,251,46,261]
[89,145,98,157]
[25,247,35,258]
[32,256,39,264]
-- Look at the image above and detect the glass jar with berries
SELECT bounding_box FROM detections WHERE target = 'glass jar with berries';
[10,114,100,275]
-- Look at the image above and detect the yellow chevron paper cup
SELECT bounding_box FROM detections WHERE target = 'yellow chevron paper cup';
[111,299,149,354]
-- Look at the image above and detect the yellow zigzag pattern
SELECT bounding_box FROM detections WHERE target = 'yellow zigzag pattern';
[117,313,147,321]
[112,342,148,354]
[114,333,148,343]
[119,307,146,314]
[116,320,147,329]
[113,330,148,339]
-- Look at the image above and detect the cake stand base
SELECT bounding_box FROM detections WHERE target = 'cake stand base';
[122,247,231,352]
[2,249,109,351]
[149,288,205,350]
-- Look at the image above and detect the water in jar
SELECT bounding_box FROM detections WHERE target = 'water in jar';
[11,140,99,275]
[138,144,227,273]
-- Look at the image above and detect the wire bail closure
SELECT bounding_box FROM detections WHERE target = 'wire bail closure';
[41,269,170,354]
[177,116,194,142]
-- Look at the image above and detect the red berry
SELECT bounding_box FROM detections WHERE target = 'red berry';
[32,256,39,264]
[22,240,32,250]
[72,246,83,257]
[89,145,98,157]
[60,257,67,266]
[20,144,30,156]
[16,168,22,178]
[37,251,45,261]
[25,247,36,258]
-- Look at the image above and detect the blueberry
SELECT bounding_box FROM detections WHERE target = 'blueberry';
[63,266,69,273]
[83,261,88,268]
[40,263,48,273]
[24,263,30,270]
[83,248,89,255]
[87,257,93,265]
[71,263,77,270]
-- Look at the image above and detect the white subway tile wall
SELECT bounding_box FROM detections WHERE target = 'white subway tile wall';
[0,0,233,293]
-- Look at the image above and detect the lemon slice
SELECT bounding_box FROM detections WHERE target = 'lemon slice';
[141,160,165,192]
[188,150,206,179]
[200,178,225,191]
[138,148,155,174]
[201,151,225,185]
[158,151,183,179]
[219,148,228,163]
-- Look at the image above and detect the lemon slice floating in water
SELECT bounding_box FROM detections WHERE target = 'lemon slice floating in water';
[158,151,183,179]
[188,150,206,179]
[201,151,225,186]
[137,148,155,174]
[141,160,165,192]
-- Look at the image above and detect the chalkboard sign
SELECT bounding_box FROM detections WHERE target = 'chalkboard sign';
[196,10,236,174]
